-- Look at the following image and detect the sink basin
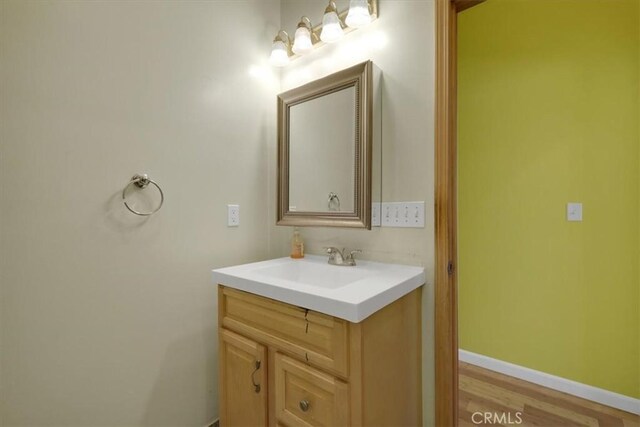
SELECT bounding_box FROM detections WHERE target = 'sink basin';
[212,255,425,322]
[254,261,371,289]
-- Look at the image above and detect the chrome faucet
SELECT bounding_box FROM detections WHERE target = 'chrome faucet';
[324,247,362,266]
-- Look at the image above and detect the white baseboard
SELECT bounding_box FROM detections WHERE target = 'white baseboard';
[459,349,640,415]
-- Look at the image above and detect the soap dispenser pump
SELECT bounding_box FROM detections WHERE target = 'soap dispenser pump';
[290,228,304,259]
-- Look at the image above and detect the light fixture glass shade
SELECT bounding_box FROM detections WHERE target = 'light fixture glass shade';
[345,0,372,28]
[293,26,313,55]
[320,11,343,43]
[269,39,290,66]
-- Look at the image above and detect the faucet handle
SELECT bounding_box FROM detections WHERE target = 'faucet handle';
[346,249,362,260]
[323,247,343,261]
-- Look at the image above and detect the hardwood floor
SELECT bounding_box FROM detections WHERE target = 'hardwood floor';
[459,362,640,427]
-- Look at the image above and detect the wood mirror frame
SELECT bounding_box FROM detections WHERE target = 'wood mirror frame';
[277,60,373,229]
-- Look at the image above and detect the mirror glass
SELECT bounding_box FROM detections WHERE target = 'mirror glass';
[289,86,356,213]
[277,60,379,229]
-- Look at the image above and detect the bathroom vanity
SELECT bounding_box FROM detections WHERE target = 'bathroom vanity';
[213,60,424,426]
[213,256,424,426]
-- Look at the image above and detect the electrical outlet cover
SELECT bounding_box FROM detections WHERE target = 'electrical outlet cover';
[227,204,239,226]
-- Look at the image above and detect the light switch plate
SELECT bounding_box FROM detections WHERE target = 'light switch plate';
[567,202,582,222]
[227,204,239,226]
[406,202,425,227]
[371,203,381,227]
[380,201,425,228]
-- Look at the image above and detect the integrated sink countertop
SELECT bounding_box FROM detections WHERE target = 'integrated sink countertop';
[212,255,425,323]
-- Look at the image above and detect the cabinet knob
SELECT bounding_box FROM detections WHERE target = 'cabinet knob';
[299,399,310,412]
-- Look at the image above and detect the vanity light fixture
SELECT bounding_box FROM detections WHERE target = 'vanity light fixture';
[320,1,344,43]
[269,0,378,66]
[292,17,318,55]
[346,0,373,28]
[269,30,292,67]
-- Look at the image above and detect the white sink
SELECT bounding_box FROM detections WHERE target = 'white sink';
[212,255,425,323]
[254,261,371,289]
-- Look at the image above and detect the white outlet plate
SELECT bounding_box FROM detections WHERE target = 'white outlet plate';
[227,204,239,227]
[380,201,425,228]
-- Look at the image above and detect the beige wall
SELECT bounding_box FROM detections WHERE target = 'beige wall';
[0,1,279,425]
[1,1,436,424]
[271,1,436,425]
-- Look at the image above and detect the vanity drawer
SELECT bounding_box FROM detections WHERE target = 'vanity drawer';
[275,352,349,427]
[219,287,349,377]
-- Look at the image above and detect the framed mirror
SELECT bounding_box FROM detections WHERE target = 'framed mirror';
[277,61,379,229]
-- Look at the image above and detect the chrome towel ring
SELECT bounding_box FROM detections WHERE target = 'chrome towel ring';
[328,192,340,211]
[122,173,164,216]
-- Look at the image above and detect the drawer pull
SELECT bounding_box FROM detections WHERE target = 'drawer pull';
[299,399,310,412]
[251,360,261,393]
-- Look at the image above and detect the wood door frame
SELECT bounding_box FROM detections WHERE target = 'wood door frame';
[434,0,485,426]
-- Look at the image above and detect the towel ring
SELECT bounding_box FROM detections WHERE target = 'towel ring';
[122,174,164,216]
[328,192,340,211]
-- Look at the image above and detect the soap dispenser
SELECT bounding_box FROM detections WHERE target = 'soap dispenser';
[290,228,304,259]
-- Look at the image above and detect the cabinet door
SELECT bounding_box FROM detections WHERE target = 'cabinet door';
[219,329,268,427]
[274,353,349,427]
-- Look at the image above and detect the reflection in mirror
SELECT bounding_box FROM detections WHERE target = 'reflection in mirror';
[289,87,356,213]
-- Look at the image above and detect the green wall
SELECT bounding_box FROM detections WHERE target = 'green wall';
[458,0,639,398]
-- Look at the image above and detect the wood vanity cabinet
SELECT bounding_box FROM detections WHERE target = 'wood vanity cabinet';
[218,286,422,427]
